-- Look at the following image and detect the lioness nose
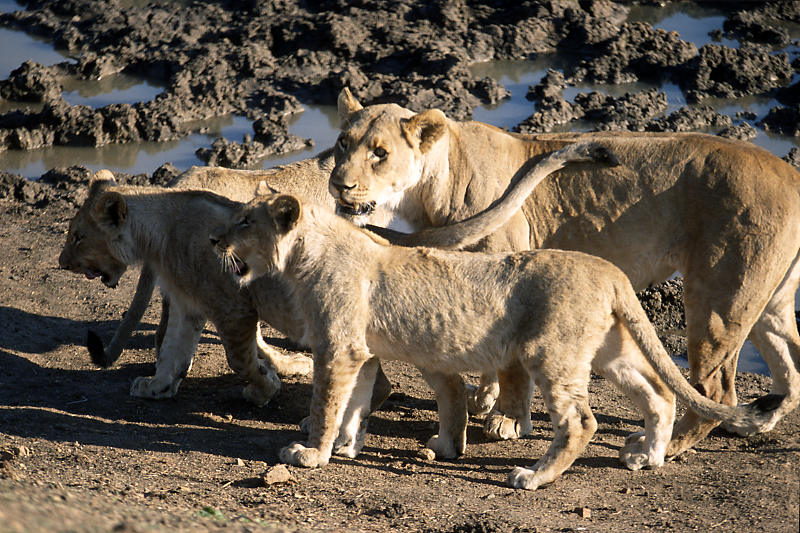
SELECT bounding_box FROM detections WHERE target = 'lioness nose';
[331,180,356,192]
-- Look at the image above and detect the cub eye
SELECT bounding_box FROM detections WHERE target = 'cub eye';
[238,217,249,228]
[72,234,82,246]
[374,147,387,158]
[336,136,348,151]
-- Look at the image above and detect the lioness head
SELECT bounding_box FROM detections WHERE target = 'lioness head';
[329,88,448,226]
[210,188,302,285]
[58,170,130,288]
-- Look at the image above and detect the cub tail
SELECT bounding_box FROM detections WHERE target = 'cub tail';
[613,281,782,434]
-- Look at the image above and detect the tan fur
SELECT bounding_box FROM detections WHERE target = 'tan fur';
[212,192,776,489]
[329,89,800,456]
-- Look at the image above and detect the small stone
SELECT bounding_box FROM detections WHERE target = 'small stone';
[236,458,245,467]
[577,507,592,519]
[263,464,296,485]
[418,448,436,461]
[13,446,31,457]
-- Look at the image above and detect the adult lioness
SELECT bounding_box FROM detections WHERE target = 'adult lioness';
[329,88,800,457]
[210,189,778,489]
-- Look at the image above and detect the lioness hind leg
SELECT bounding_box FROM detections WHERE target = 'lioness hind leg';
[217,316,281,407]
[131,304,203,400]
[255,323,313,377]
[593,323,675,470]
[483,359,534,441]
[507,367,596,490]
[419,369,467,459]
[729,253,800,435]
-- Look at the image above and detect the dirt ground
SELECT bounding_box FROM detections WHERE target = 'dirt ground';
[0,192,798,532]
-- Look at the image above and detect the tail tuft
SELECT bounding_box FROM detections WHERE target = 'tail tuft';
[747,393,785,413]
[87,330,112,368]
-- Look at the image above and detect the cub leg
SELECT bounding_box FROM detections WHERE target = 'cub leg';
[255,322,313,377]
[299,360,393,455]
[484,359,534,441]
[331,357,381,458]
[593,322,675,471]
[467,373,499,416]
[507,364,596,490]
[154,294,169,356]
[130,301,203,399]
[729,253,800,434]
[280,345,369,468]
[419,369,468,459]
[217,315,281,407]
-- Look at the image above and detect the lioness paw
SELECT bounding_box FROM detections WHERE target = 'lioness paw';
[279,442,329,468]
[484,412,532,441]
[130,376,180,399]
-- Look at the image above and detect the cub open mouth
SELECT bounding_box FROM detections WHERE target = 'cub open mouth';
[336,200,376,217]
[232,257,250,277]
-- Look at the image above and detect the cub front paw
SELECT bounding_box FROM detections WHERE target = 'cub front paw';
[484,412,532,441]
[130,376,180,399]
[279,441,329,468]
[506,467,543,490]
[243,371,281,407]
[619,431,663,471]
[425,434,461,459]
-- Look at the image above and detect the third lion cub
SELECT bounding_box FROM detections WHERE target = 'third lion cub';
[211,154,779,490]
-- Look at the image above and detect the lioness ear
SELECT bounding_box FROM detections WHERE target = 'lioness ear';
[89,169,117,196]
[92,191,127,231]
[269,195,302,233]
[400,109,447,153]
[255,181,280,197]
[338,87,363,128]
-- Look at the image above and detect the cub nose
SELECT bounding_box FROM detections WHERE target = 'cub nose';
[209,235,220,246]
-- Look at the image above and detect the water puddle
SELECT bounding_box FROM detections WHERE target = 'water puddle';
[61,74,163,108]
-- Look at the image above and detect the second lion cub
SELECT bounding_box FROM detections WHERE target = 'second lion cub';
[212,180,778,491]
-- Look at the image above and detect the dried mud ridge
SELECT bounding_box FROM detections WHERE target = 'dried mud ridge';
[0,2,799,532]
[0,0,798,169]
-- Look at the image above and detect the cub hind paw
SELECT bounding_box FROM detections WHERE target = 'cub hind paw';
[130,376,180,399]
[484,412,532,441]
[620,431,664,471]
[279,442,328,468]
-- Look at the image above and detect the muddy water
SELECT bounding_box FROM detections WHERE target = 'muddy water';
[2,1,798,373]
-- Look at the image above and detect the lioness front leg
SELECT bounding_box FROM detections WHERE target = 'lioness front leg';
[130,304,203,399]
[420,369,468,459]
[280,345,369,468]
[484,360,534,440]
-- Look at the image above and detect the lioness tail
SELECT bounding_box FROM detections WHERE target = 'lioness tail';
[368,141,619,249]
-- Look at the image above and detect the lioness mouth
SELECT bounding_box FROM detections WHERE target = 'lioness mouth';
[336,200,376,217]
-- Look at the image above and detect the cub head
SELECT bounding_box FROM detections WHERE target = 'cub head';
[58,170,130,288]
[329,87,448,226]
[210,189,302,285]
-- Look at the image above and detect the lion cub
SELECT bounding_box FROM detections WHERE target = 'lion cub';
[212,187,777,491]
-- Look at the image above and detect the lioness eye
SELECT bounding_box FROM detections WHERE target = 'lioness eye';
[238,217,249,228]
[374,147,387,158]
[336,136,348,151]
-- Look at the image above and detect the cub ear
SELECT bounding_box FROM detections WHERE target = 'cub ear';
[338,87,363,128]
[89,169,117,196]
[269,194,302,233]
[255,180,280,197]
[92,191,127,231]
[400,109,447,153]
